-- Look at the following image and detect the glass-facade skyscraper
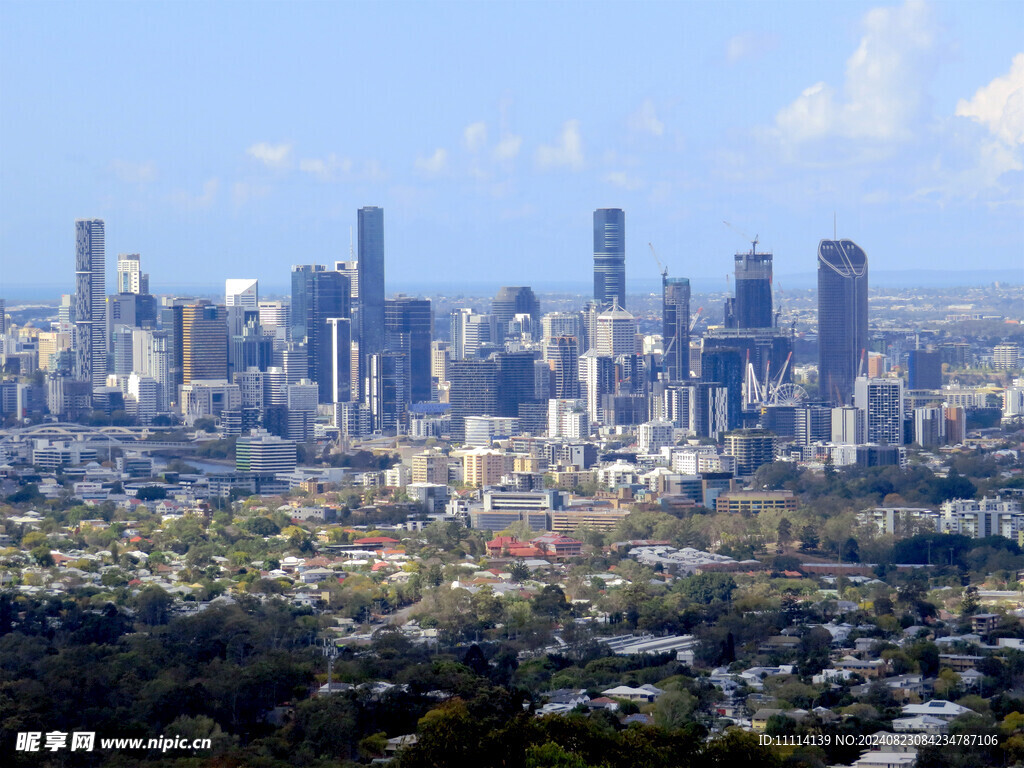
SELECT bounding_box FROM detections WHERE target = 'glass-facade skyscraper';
[818,238,868,406]
[733,248,773,329]
[662,275,690,382]
[358,206,385,357]
[74,219,107,391]
[593,208,625,309]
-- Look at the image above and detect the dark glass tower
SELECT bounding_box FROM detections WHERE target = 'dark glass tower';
[662,275,690,382]
[817,238,868,406]
[593,208,625,309]
[448,359,499,442]
[492,286,541,338]
[385,297,432,404]
[733,245,773,329]
[291,266,351,402]
[358,206,385,357]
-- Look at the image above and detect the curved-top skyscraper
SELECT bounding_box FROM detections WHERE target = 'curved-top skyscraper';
[593,208,625,309]
[817,238,868,406]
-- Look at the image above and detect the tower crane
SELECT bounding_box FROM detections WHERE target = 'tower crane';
[648,242,668,279]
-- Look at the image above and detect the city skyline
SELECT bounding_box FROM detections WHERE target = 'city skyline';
[1,1,1021,297]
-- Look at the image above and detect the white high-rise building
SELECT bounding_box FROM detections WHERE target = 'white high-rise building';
[225,279,259,309]
[595,303,637,356]
[117,253,148,294]
[548,398,588,438]
[854,376,904,446]
[75,219,107,391]
[638,421,674,454]
[128,373,158,424]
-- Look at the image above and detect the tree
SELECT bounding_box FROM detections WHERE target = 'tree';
[30,546,53,567]
[776,518,792,548]
[841,537,860,562]
[510,560,530,583]
[799,525,819,551]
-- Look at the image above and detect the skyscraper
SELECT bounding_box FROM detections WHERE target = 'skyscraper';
[818,238,868,406]
[492,286,541,338]
[545,336,580,399]
[448,359,499,442]
[662,275,690,381]
[358,206,385,359]
[226,278,259,309]
[291,266,350,402]
[182,303,228,384]
[385,297,432,404]
[733,243,773,329]
[593,208,625,309]
[116,253,148,295]
[74,219,107,391]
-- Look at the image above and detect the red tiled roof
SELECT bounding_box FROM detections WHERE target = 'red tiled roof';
[353,536,400,545]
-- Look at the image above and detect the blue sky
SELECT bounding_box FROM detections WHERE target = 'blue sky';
[0,0,1021,297]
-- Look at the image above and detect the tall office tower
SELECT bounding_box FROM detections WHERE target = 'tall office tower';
[541,312,581,343]
[593,208,626,309]
[595,304,637,356]
[108,291,158,336]
[700,347,744,431]
[357,206,385,359]
[289,264,324,343]
[385,297,432,404]
[181,303,228,384]
[230,311,273,379]
[993,344,1021,371]
[74,219,107,391]
[854,376,904,445]
[496,351,541,419]
[492,286,541,339]
[322,318,352,403]
[579,349,615,425]
[431,340,450,394]
[291,266,350,402]
[58,295,74,326]
[367,352,408,433]
[448,359,499,442]
[908,349,942,390]
[116,253,149,295]
[159,303,186,403]
[818,238,868,405]
[110,325,135,376]
[275,342,309,385]
[662,275,691,381]
[258,301,289,337]
[226,278,259,309]
[334,260,360,298]
[451,309,492,360]
[0,298,5,335]
[546,336,580,399]
[132,329,171,411]
[732,243,773,329]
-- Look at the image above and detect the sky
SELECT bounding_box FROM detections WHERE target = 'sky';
[0,0,1022,298]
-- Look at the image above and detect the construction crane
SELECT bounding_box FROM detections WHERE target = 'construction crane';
[689,306,703,333]
[648,242,668,280]
[723,220,759,254]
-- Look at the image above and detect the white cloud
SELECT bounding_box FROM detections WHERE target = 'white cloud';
[111,160,156,184]
[299,154,354,181]
[956,53,1024,146]
[628,100,664,137]
[415,148,448,174]
[246,142,293,169]
[494,134,522,161]
[726,32,778,63]
[536,120,584,171]
[231,181,271,207]
[170,177,219,210]
[464,122,488,152]
[774,0,938,143]
[604,171,644,191]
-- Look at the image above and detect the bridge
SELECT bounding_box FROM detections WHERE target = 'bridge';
[0,423,205,451]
